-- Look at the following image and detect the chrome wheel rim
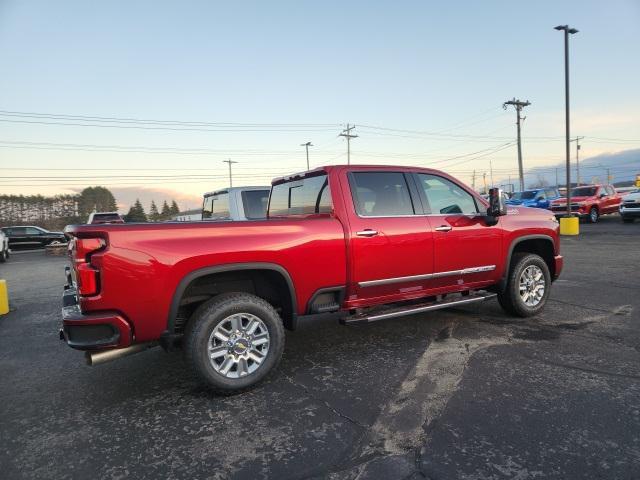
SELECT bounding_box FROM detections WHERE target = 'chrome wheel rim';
[590,209,598,222]
[208,313,270,379]
[519,265,545,307]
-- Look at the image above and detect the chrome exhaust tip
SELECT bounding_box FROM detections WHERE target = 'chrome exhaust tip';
[85,342,157,366]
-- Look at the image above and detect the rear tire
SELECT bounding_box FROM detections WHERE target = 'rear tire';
[587,207,599,223]
[497,253,551,318]
[184,292,285,395]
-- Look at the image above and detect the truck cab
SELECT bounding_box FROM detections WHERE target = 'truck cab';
[202,186,270,221]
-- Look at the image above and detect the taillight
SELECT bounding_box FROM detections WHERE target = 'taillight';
[74,238,105,296]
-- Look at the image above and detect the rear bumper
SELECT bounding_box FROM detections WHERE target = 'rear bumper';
[61,284,132,351]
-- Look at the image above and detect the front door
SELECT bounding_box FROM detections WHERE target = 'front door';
[344,170,434,307]
[412,173,502,290]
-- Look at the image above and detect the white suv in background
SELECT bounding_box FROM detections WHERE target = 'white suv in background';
[620,190,640,223]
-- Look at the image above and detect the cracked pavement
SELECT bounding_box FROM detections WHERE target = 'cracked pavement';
[0,216,639,479]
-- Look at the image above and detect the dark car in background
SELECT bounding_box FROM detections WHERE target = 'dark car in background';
[1,226,67,250]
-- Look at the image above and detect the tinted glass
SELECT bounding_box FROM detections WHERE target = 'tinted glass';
[26,227,42,235]
[202,193,230,219]
[416,174,478,214]
[241,190,269,219]
[269,174,332,216]
[94,213,121,221]
[571,186,597,197]
[350,172,414,216]
[512,191,537,200]
[545,189,557,198]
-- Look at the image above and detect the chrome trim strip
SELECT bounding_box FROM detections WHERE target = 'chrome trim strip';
[358,265,496,288]
[365,293,497,322]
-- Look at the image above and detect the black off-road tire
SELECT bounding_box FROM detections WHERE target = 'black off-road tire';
[497,253,551,318]
[184,292,285,395]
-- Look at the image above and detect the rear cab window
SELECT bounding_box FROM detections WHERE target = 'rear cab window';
[268,173,332,217]
[349,172,415,216]
[203,192,231,220]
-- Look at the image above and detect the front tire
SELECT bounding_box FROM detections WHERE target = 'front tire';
[0,248,6,263]
[588,207,599,223]
[185,292,285,395]
[497,253,551,317]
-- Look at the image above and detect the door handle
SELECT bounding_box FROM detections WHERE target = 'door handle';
[435,225,452,232]
[356,229,379,237]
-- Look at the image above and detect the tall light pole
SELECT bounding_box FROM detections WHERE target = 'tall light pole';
[300,142,313,170]
[223,159,237,187]
[555,24,578,216]
[503,98,531,191]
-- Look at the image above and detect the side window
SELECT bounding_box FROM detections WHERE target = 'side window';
[415,174,478,215]
[241,190,269,219]
[203,193,230,219]
[350,172,414,216]
[26,227,42,235]
[599,187,607,197]
[545,189,557,198]
[607,186,615,195]
[537,191,546,200]
[269,174,332,216]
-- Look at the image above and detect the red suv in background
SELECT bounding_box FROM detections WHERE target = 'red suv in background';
[550,184,622,223]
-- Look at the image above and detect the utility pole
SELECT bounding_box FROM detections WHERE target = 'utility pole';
[569,136,584,186]
[471,170,476,191]
[489,160,494,188]
[300,142,313,170]
[339,124,358,164]
[555,24,579,217]
[503,98,531,192]
[223,159,237,188]
[555,168,559,188]
[483,172,487,194]
[606,167,611,184]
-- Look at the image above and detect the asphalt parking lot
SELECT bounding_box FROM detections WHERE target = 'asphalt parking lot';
[1,215,639,480]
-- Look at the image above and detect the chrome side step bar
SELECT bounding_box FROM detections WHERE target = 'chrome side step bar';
[340,291,496,325]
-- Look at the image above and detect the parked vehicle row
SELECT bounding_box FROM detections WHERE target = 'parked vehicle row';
[60,164,563,394]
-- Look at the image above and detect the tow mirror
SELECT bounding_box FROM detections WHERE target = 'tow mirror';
[487,188,507,218]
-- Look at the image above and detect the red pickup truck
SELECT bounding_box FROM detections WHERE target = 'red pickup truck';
[549,184,622,223]
[61,165,563,393]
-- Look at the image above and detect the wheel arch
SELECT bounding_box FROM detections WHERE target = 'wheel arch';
[166,262,298,339]
[495,235,556,293]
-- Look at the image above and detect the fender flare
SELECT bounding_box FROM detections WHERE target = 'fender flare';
[166,262,298,334]
[497,234,555,292]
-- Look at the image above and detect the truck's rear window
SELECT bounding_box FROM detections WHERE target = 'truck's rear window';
[269,174,332,216]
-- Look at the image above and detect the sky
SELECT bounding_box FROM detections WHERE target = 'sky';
[0,0,639,211]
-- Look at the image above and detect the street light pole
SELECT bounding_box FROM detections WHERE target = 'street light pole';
[300,142,313,170]
[555,24,578,217]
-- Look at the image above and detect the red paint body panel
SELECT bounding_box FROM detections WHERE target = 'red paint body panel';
[63,165,562,349]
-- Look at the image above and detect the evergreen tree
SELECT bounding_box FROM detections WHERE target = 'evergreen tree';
[160,200,171,220]
[170,200,180,216]
[149,200,160,221]
[124,199,147,222]
[78,186,118,217]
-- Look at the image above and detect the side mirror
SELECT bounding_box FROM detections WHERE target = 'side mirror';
[599,192,606,198]
[487,188,507,217]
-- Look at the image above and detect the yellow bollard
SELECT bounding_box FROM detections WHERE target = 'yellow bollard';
[0,279,8,315]
[559,216,579,236]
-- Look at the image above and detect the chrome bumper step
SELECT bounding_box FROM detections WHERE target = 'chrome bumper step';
[340,291,496,325]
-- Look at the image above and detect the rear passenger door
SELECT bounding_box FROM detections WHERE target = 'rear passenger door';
[346,171,435,305]
[412,173,502,289]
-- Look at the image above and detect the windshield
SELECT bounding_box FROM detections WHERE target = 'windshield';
[202,192,230,219]
[511,191,537,200]
[571,186,597,197]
